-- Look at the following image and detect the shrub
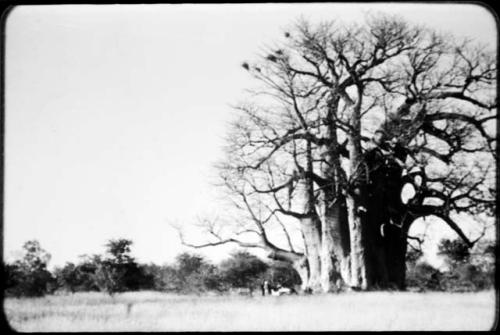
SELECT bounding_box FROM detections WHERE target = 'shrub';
[406,261,442,291]
[3,240,54,297]
[436,238,495,292]
[172,253,222,293]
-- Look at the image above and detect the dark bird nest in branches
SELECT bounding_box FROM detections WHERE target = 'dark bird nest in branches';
[267,54,278,62]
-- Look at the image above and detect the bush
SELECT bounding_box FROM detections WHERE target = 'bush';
[73,255,102,292]
[142,264,182,292]
[435,238,495,292]
[172,253,222,293]
[439,264,493,292]
[3,240,54,297]
[406,261,442,291]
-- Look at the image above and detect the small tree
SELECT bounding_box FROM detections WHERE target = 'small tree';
[174,252,221,293]
[4,240,54,297]
[105,239,134,264]
[74,254,102,292]
[93,257,120,295]
[53,262,80,293]
[93,239,143,295]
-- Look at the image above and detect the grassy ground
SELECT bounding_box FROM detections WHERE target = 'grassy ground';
[3,290,497,331]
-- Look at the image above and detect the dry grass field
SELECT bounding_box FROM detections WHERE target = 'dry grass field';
[3,290,497,331]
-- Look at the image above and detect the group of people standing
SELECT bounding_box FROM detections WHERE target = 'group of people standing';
[260,280,271,296]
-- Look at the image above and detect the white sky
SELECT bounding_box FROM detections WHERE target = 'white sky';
[3,3,497,269]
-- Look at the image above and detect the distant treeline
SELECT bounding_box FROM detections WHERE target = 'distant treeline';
[3,239,300,297]
[2,238,496,298]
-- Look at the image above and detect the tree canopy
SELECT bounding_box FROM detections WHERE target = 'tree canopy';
[181,14,496,292]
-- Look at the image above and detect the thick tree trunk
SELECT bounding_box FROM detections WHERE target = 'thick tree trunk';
[383,223,408,289]
[267,249,311,291]
[360,99,426,290]
[345,195,369,289]
[318,157,351,289]
[319,207,337,292]
[320,191,350,290]
[345,156,411,290]
[361,215,408,290]
[345,88,371,290]
[297,141,324,293]
[317,95,352,290]
[299,211,323,292]
[361,140,413,290]
[292,258,311,292]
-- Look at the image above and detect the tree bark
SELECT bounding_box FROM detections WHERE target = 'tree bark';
[319,190,350,290]
[345,184,369,289]
[296,140,324,292]
[299,215,323,292]
[361,138,414,289]
[345,86,370,290]
[317,96,352,290]
[296,176,323,292]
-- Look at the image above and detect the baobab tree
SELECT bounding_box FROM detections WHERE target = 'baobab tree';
[180,14,496,292]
